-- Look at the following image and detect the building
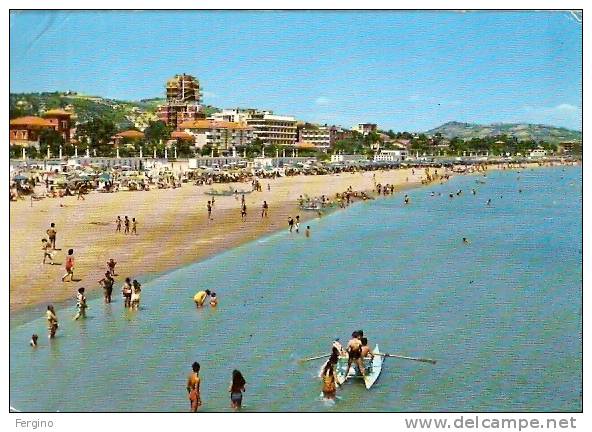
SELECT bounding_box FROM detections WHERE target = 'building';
[330,153,367,163]
[328,126,354,146]
[178,119,253,151]
[374,149,407,162]
[156,74,205,128]
[9,116,57,148]
[297,125,331,150]
[529,148,548,158]
[211,109,297,146]
[354,123,377,136]
[42,109,75,142]
[558,141,581,155]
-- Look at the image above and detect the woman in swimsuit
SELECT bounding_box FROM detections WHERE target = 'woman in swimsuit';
[321,355,338,400]
[46,305,58,338]
[229,370,246,410]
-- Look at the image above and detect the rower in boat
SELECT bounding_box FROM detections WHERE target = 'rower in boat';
[345,331,366,377]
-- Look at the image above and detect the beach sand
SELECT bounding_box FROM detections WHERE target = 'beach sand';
[10,168,429,313]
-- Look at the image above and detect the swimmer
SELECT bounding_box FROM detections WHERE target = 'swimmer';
[463,237,470,244]
[210,292,218,307]
[30,334,38,347]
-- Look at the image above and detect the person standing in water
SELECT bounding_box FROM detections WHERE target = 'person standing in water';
[193,289,211,308]
[46,305,58,338]
[130,280,142,310]
[229,370,246,410]
[30,334,39,347]
[321,354,338,400]
[209,292,218,307]
[98,271,115,303]
[295,215,300,233]
[288,217,294,233]
[61,249,75,282]
[187,362,202,412]
[122,277,133,308]
[73,287,87,320]
[305,226,311,238]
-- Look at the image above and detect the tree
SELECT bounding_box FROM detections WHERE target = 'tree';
[75,118,117,156]
[144,120,172,145]
[39,129,65,157]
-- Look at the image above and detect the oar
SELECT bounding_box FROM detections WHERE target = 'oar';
[299,353,331,363]
[377,353,437,364]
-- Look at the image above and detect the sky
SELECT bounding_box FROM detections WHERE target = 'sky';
[9,10,582,131]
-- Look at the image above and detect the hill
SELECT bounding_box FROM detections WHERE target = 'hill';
[9,92,221,130]
[426,121,581,144]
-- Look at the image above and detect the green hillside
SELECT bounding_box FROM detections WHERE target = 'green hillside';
[426,121,581,144]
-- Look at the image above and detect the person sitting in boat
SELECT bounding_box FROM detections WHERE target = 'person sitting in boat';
[345,331,366,377]
[332,338,346,356]
[360,337,374,359]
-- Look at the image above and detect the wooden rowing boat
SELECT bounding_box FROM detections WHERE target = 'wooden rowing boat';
[335,345,383,389]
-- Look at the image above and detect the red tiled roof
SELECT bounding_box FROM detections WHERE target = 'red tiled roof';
[10,116,54,127]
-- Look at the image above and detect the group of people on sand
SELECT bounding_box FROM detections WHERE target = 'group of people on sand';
[321,330,373,400]
[187,363,246,412]
[115,215,138,235]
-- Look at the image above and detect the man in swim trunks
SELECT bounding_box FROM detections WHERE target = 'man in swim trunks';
[186,362,202,412]
[194,290,211,308]
[360,337,374,359]
[345,331,366,377]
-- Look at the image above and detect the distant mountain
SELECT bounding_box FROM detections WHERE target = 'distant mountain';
[426,121,582,144]
[9,92,221,130]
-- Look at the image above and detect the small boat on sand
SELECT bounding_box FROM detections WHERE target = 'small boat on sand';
[335,345,383,389]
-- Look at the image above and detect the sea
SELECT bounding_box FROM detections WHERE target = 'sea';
[9,165,582,412]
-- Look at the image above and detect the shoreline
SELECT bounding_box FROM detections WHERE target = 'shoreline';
[10,162,569,321]
[10,167,431,318]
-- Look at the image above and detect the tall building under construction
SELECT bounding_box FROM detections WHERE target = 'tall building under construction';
[156,73,205,128]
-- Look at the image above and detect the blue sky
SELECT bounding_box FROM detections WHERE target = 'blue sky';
[10,10,582,131]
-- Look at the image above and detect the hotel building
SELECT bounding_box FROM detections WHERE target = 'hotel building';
[178,119,253,151]
[156,74,205,128]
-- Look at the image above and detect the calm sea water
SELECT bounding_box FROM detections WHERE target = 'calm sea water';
[10,166,582,412]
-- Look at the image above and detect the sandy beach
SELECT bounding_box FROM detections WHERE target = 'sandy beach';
[10,167,431,313]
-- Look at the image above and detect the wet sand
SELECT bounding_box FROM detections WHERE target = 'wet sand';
[10,168,428,313]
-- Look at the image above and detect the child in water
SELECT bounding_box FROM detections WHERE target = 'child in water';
[210,292,218,307]
[30,334,38,347]
[74,287,87,320]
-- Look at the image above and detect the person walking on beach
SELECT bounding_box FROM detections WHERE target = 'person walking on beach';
[187,362,202,412]
[42,239,54,265]
[46,223,57,250]
[46,305,58,339]
[107,258,117,276]
[122,277,133,308]
[193,290,211,308]
[116,216,122,233]
[261,201,269,218]
[288,217,294,233]
[124,216,130,234]
[98,272,115,303]
[241,203,247,222]
[61,249,75,282]
[74,287,88,320]
[131,218,138,235]
[229,370,246,410]
[207,201,213,221]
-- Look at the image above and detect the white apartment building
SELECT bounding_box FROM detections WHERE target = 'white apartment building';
[178,120,253,151]
[330,154,367,163]
[354,123,378,136]
[298,126,331,150]
[374,149,407,162]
